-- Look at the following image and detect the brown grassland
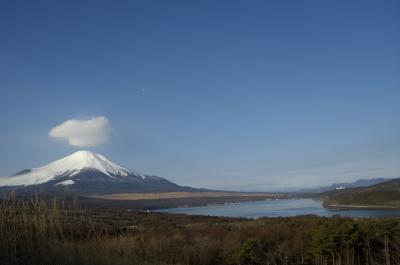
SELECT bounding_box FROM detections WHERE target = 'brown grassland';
[1,193,400,265]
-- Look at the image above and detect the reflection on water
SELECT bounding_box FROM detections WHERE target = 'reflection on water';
[156,199,400,218]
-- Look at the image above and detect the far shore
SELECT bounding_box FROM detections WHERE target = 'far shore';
[89,191,292,201]
[326,204,400,209]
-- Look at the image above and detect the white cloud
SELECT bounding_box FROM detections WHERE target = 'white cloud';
[49,116,111,147]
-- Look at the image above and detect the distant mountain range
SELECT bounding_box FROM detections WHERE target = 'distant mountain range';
[297,178,392,193]
[323,178,400,208]
[0,150,197,195]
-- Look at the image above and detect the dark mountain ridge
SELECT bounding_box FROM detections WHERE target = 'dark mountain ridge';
[324,178,400,208]
[298,178,392,193]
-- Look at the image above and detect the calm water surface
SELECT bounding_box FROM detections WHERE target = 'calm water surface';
[156,199,400,218]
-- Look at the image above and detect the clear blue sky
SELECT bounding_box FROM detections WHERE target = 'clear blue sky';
[0,0,399,190]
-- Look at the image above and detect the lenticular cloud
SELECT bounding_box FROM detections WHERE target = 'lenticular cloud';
[49,116,111,147]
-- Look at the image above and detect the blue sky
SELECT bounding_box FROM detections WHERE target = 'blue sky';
[0,0,399,190]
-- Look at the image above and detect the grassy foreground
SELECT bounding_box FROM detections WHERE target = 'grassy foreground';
[1,193,400,265]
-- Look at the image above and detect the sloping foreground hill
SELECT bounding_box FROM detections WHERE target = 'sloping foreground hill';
[324,178,400,208]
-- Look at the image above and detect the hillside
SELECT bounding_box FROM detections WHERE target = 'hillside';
[324,178,400,208]
[298,178,391,193]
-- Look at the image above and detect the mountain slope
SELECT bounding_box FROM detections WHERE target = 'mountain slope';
[298,178,391,193]
[323,178,400,208]
[0,150,193,195]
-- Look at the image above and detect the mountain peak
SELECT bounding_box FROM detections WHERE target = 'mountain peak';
[0,150,142,187]
[52,150,135,177]
[71,149,97,157]
[68,150,110,162]
[0,151,186,194]
[66,150,111,165]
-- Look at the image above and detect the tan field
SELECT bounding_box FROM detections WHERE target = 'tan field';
[90,191,284,201]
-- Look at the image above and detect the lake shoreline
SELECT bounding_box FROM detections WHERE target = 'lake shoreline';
[326,204,400,210]
[156,198,400,218]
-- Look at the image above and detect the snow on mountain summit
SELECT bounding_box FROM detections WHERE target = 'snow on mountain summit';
[56,150,136,177]
[0,150,144,187]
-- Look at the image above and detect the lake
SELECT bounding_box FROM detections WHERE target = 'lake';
[155,198,400,218]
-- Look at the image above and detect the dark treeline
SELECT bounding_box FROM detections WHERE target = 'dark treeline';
[1,195,400,265]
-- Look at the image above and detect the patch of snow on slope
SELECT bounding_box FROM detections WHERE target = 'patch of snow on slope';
[55,179,75,186]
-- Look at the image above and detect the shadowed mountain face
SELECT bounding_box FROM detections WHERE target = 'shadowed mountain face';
[0,150,194,195]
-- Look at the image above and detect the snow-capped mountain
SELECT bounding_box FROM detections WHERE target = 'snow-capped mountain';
[0,150,189,194]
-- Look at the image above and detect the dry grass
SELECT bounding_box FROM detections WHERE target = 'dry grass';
[2,192,400,265]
